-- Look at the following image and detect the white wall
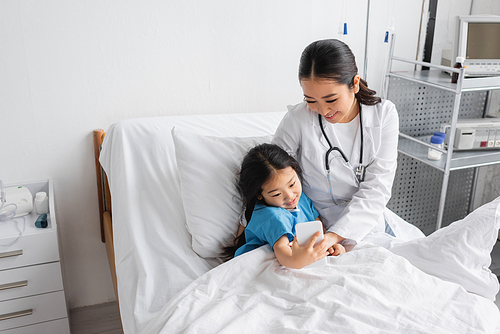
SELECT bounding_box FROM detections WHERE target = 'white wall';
[0,0,436,308]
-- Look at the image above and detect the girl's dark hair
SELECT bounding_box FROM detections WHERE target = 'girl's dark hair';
[223,143,302,260]
[238,143,302,222]
[298,39,381,106]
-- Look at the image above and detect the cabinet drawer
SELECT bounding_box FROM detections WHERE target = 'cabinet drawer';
[0,262,63,302]
[0,317,69,334]
[0,230,59,271]
[0,291,67,331]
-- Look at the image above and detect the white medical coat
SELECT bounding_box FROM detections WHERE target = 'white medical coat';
[273,100,424,246]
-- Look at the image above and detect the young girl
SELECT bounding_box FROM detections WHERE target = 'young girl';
[228,143,345,269]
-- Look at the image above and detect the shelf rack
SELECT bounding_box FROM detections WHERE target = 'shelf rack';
[384,34,500,232]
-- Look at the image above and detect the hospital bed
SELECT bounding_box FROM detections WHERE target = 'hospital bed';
[93,111,500,333]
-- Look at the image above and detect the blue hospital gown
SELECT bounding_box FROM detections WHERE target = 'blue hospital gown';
[234,193,319,257]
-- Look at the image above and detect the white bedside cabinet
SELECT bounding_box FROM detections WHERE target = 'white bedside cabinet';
[0,180,70,333]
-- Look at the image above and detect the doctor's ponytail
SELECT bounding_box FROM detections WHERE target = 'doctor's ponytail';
[356,77,381,106]
[299,39,381,106]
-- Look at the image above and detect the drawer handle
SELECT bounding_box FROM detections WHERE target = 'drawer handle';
[0,250,23,259]
[0,309,33,322]
[0,280,28,291]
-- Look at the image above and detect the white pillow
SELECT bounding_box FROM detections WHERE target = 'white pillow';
[172,127,273,258]
[390,196,500,301]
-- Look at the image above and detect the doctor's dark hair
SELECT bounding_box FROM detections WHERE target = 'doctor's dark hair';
[298,39,381,106]
[222,143,302,260]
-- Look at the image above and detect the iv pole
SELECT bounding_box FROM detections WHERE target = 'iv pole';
[363,0,371,80]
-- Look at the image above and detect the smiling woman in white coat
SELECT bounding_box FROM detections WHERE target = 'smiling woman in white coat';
[273,39,424,249]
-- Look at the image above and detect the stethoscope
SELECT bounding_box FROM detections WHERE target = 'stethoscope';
[318,107,366,184]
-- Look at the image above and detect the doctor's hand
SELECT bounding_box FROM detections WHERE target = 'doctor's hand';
[324,232,345,250]
[327,243,345,256]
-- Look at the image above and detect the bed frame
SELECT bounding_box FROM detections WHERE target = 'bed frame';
[93,129,121,317]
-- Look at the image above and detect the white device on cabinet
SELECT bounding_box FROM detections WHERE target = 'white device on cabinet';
[1,186,33,218]
[441,15,500,77]
[442,118,500,150]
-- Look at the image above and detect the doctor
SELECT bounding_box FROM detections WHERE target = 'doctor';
[273,39,423,249]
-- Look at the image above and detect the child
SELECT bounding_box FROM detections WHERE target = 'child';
[228,143,345,269]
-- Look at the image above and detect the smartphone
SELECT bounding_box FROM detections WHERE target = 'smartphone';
[295,221,327,268]
[295,221,324,246]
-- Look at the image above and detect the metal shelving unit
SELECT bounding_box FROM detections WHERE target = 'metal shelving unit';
[384,34,500,233]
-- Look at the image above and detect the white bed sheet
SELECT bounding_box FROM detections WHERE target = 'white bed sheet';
[142,243,499,334]
[100,112,500,333]
[100,112,286,333]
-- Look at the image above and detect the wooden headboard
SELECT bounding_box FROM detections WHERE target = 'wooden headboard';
[93,129,111,242]
[93,129,120,311]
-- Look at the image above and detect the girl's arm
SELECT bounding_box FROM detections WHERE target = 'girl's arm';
[273,232,329,269]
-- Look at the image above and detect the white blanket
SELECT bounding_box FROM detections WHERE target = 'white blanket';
[141,243,499,333]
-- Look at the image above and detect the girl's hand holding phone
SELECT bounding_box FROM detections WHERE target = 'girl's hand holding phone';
[273,231,328,269]
[289,232,329,268]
